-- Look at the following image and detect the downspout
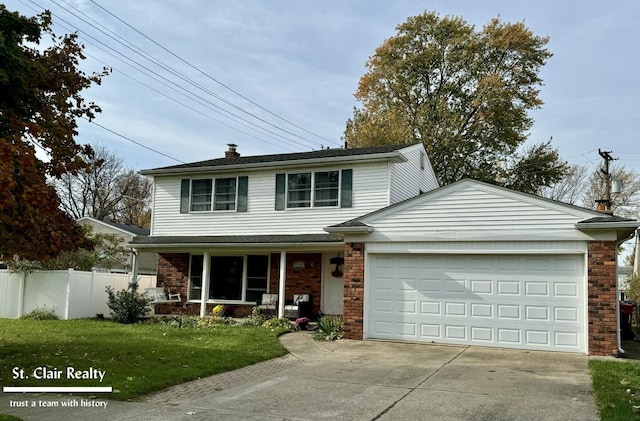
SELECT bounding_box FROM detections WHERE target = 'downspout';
[617,231,637,355]
[131,250,139,285]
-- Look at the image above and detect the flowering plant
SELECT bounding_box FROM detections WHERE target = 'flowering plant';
[295,317,310,330]
[212,305,225,318]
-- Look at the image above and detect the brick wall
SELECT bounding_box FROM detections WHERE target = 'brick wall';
[343,242,365,339]
[587,241,618,356]
[269,253,322,316]
[154,253,189,314]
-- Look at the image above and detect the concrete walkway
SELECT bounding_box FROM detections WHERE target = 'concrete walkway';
[1,332,599,421]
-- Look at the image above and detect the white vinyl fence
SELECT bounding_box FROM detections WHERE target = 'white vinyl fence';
[0,270,156,319]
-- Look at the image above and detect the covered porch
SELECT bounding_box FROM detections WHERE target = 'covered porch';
[129,234,346,319]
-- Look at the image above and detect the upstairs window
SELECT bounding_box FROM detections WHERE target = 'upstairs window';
[275,169,352,210]
[180,176,248,213]
[287,173,312,208]
[314,171,339,207]
[190,179,212,211]
[214,178,237,211]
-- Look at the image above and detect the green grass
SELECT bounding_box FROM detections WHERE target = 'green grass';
[0,319,288,401]
[590,359,640,420]
[0,414,23,421]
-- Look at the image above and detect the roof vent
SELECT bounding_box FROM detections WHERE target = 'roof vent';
[225,144,240,158]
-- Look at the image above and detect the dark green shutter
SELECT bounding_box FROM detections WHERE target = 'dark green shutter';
[340,169,353,208]
[275,173,285,210]
[180,179,190,213]
[237,176,248,212]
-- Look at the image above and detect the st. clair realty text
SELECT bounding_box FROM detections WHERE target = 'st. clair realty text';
[12,366,106,382]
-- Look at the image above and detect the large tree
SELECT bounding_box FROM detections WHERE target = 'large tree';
[54,146,152,227]
[0,6,108,261]
[344,11,567,190]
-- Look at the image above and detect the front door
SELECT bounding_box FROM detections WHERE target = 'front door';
[322,252,344,315]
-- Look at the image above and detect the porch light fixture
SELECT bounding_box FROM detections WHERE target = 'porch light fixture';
[330,255,344,278]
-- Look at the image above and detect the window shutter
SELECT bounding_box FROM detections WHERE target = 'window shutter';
[275,173,285,210]
[180,179,190,213]
[340,169,353,208]
[237,176,248,212]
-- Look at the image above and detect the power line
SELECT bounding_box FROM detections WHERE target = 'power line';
[40,0,316,151]
[27,0,311,153]
[89,0,340,147]
[83,118,185,164]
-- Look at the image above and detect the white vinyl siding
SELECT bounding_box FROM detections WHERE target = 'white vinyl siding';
[390,144,438,203]
[357,182,596,243]
[151,162,391,236]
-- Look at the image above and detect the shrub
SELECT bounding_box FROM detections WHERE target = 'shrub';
[20,306,59,320]
[197,317,227,327]
[105,280,152,324]
[238,306,269,326]
[262,317,294,332]
[314,315,343,340]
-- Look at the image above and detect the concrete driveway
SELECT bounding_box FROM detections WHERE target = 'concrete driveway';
[1,332,599,421]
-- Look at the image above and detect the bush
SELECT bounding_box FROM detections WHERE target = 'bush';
[105,280,152,324]
[262,317,293,332]
[314,315,343,340]
[237,306,269,326]
[20,306,59,320]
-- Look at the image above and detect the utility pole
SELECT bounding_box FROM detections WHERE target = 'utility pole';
[597,149,618,212]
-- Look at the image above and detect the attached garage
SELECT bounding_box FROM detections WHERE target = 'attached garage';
[367,253,585,352]
[327,179,639,356]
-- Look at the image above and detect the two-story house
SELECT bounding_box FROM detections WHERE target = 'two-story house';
[132,143,437,317]
[132,143,638,356]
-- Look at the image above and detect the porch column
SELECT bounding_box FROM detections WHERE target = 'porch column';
[277,251,286,318]
[200,252,210,317]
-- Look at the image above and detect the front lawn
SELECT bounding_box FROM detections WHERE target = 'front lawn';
[590,359,640,420]
[0,318,288,401]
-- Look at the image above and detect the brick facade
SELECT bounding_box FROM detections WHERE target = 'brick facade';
[269,253,322,316]
[155,252,322,318]
[587,241,619,356]
[154,253,189,314]
[342,242,365,339]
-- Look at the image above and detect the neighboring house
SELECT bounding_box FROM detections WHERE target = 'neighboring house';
[77,217,157,275]
[619,265,633,297]
[131,144,639,356]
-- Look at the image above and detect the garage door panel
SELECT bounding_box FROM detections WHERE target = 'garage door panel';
[367,254,585,353]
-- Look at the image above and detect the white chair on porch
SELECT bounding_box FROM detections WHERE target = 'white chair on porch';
[284,294,310,319]
[257,293,278,316]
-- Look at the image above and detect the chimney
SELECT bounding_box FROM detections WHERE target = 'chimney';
[225,143,240,159]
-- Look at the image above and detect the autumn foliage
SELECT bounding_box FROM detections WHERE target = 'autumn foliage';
[0,6,108,261]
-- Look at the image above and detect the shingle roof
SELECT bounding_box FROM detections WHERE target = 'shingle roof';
[100,220,150,236]
[577,216,636,224]
[130,233,342,246]
[79,217,150,236]
[140,144,415,174]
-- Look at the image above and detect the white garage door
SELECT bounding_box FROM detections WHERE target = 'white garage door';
[366,254,586,353]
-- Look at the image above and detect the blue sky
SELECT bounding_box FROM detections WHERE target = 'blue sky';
[6,0,640,175]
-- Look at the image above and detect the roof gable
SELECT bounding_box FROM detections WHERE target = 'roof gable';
[329,179,611,241]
